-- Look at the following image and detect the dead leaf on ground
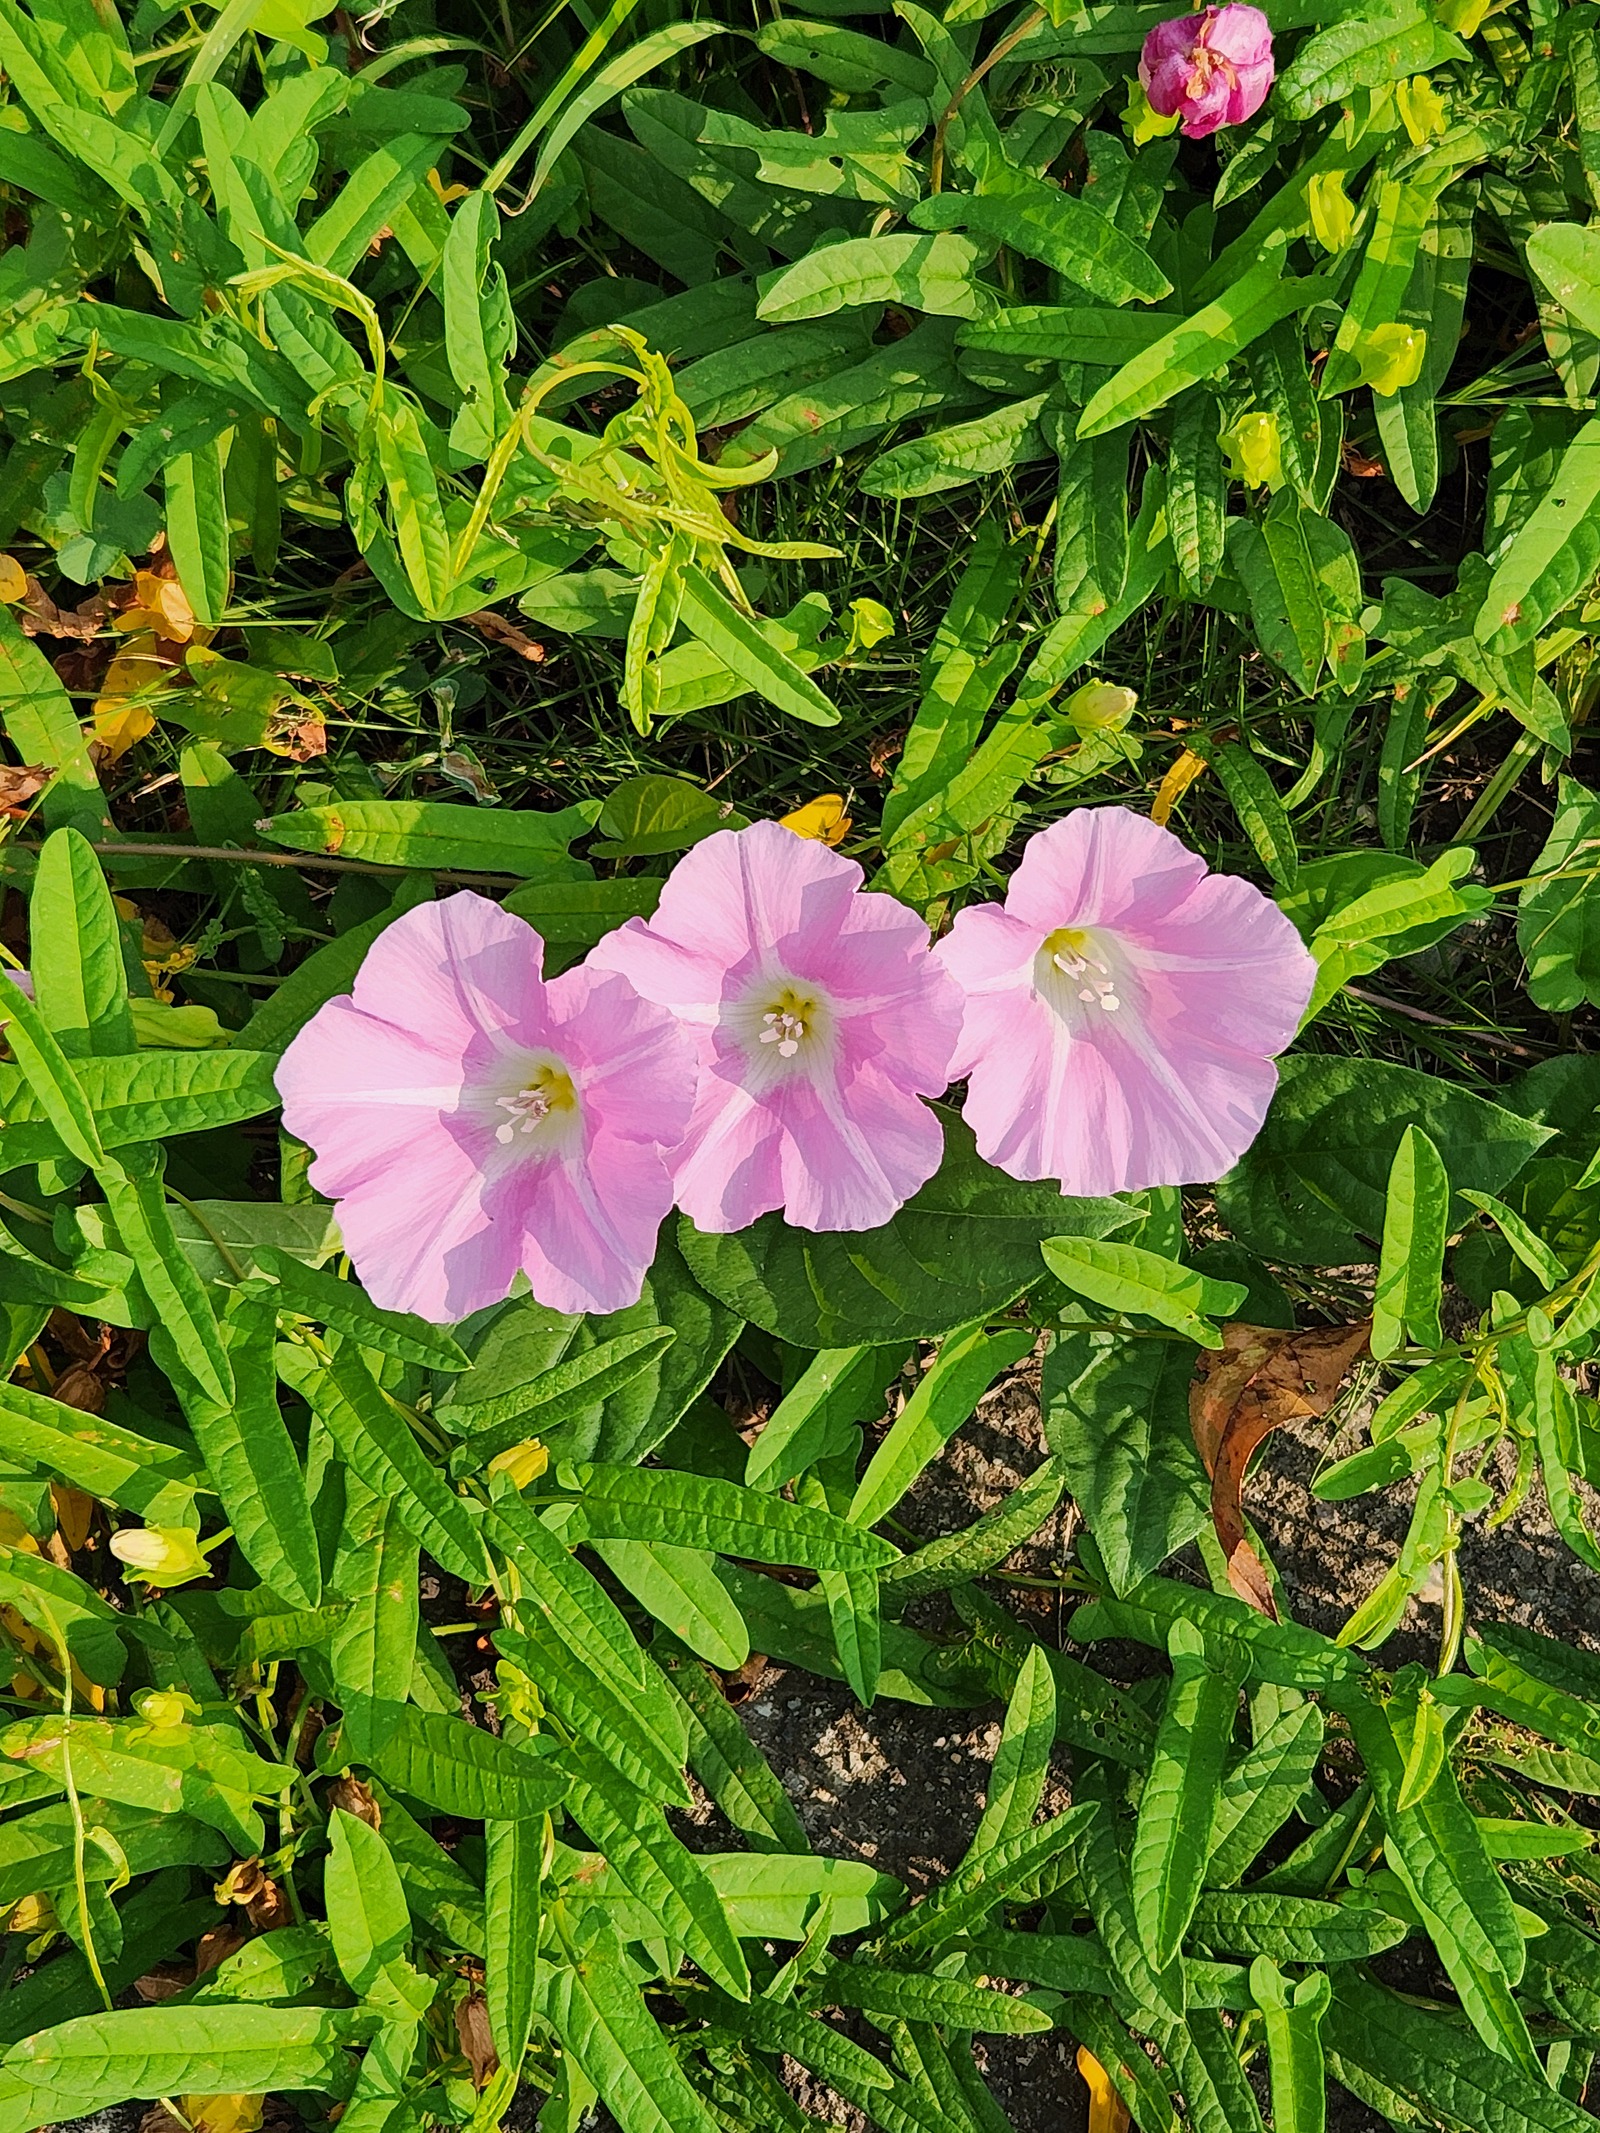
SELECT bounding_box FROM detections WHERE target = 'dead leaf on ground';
[1190,1320,1371,1617]
[464,609,545,661]
[19,579,109,642]
[134,1961,195,2002]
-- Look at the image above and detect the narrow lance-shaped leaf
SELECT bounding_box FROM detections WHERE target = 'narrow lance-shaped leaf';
[1371,1123,1448,1359]
[1130,1619,1245,1974]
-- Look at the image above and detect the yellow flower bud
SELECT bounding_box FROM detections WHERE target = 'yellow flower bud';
[1356,324,1429,396]
[134,1689,198,1731]
[486,1440,549,1490]
[1307,172,1356,255]
[6,1893,56,1936]
[1396,74,1447,143]
[1060,681,1138,735]
[109,1525,210,1588]
[1221,411,1285,491]
[182,2098,264,2133]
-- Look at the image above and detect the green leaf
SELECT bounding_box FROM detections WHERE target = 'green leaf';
[689,1986,894,2097]
[591,1539,748,1671]
[330,1481,419,1715]
[0,1379,201,1522]
[1207,1703,1326,1888]
[1212,742,1299,887]
[485,1814,543,2071]
[676,567,840,728]
[910,181,1169,306]
[277,1343,490,1587]
[813,1960,1052,2035]
[29,827,134,1057]
[1040,1237,1244,1349]
[858,390,1053,501]
[360,1702,570,1821]
[1131,1620,1245,1974]
[882,1458,1067,1602]
[1215,1055,1551,1265]
[589,772,738,858]
[1477,418,1600,653]
[249,1249,469,1372]
[1191,1891,1409,1963]
[970,1646,1055,1857]
[558,1461,897,1571]
[184,1298,321,1610]
[0,2005,376,2121]
[326,1809,434,2014]
[747,1344,903,1491]
[0,1048,279,1168]
[535,1916,719,2133]
[1077,257,1331,439]
[1325,1970,1598,2133]
[165,432,231,628]
[755,232,990,324]
[1277,11,1466,118]
[565,1746,750,1998]
[0,966,106,1166]
[100,1147,234,1407]
[1527,220,1600,340]
[682,1109,1128,1345]
[1371,1124,1449,1359]
[255,797,596,876]
[1518,775,1600,1011]
[1249,1956,1331,2133]
[873,1803,1094,1956]
[1072,1572,1366,1691]
[443,1329,679,1472]
[849,1322,1033,1529]
[1040,1328,1210,1595]
[0,606,106,835]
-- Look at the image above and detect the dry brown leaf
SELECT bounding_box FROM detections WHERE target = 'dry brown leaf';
[325,1773,381,1827]
[0,763,51,816]
[134,1961,195,2002]
[455,1993,499,2088]
[1191,1320,1371,1617]
[465,609,545,661]
[194,1924,249,1974]
[19,580,108,642]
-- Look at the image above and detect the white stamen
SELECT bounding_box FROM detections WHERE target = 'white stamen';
[1051,939,1121,1012]
[761,1008,807,1058]
[495,1087,554,1143]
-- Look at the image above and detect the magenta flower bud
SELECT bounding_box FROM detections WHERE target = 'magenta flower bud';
[1139,4,1274,138]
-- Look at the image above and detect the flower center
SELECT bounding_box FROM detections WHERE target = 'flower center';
[1042,927,1122,1013]
[758,983,821,1059]
[494,1061,578,1145]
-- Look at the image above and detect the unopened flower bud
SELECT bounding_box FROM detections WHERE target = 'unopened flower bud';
[486,1440,549,1490]
[109,1526,209,1587]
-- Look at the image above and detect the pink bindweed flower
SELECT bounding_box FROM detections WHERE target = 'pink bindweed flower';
[934,807,1315,1198]
[275,892,695,1323]
[588,820,963,1233]
[1140,4,1274,137]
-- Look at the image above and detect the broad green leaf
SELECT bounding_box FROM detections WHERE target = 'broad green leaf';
[1191,1891,1409,1964]
[1072,1572,1366,1691]
[959,304,1182,366]
[0,1048,266,1157]
[165,432,231,628]
[849,1322,1033,1529]
[330,1480,419,1716]
[1477,418,1600,652]
[859,390,1052,500]
[1069,1795,1186,2024]
[248,1249,469,1372]
[30,827,134,1057]
[326,1809,433,2015]
[0,1716,273,1853]
[682,1109,1129,1345]
[0,1379,201,1521]
[1131,1619,1245,1973]
[969,1646,1055,1856]
[676,567,840,728]
[101,1146,234,1407]
[1077,258,1331,439]
[535,1916,719,2133]
[184,1298,320,1610]
[443,1329,678,1470]
[756,232,990,323]
[1215,1055,1551,1265]
[723,316,978,478]
[1040,1328,1210,1595]
[1168,386,1228,596]
[813,1960,1051,2035]
[0,606,107,834]
[1527,220,1600,340]
[565,1747,750,1998]
[1041,1236,1245,1348]
[255,797,596,875]
[1518,775,1600,1011]
[1278,12,1466,118]
[0,969,105,1166]
[361,1702,570,1822]
[558,1461,897,1571]
[1251,1955,1331,2133]
[1371,1124,1449,1359]
[0,2005,376,2120]
[746,1343,902,1490]
[1207,1703,1326,1887]
[485,1815,543,2071]
[911,181,1169,306]
[591,1538,748,1671]
[277,1342,489,1587]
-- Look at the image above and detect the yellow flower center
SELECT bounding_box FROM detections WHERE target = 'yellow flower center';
[758,983,822,1059]
[495,1062,577,1144]
[1041,928,1123,1013]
